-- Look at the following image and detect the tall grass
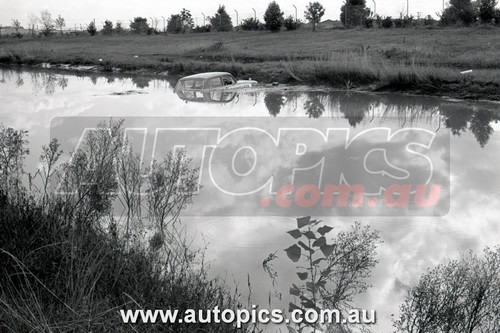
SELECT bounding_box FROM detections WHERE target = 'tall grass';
[0,196,242,332]
[282,52,379,87]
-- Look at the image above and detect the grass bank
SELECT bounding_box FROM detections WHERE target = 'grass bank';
[0,198,241,332]
[1,26,499,100]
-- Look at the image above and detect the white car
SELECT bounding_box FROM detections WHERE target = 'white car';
[174,72,258,91]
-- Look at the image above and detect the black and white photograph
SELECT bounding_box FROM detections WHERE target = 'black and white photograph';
[1,1,499,332]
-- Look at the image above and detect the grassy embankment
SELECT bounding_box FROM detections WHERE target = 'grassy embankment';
[1,26,500,100]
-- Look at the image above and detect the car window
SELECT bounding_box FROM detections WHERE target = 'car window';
[222,76,236,86]
[193,79,205,89]
[211,77,223,88]
[179,79,203,89]
[210,91,223,101]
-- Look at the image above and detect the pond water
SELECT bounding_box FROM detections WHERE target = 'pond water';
[1,67,499,332]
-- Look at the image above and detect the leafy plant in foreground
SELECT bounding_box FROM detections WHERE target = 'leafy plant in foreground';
[283,216,380,332]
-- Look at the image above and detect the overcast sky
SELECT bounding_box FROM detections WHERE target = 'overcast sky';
[1,0,459,28]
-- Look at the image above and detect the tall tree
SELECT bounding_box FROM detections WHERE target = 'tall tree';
[55,15,65,35]
[264,1,284,32]
[11,19,21,32]
[394,247,500,333]
[210,5,233,31]
[305,2,326,31]
[11,19,22,38]
[340,0,371,27]
[180,8,194,31]
[167,10,193,34]
[39,10,54,36]
[167,14,183,33]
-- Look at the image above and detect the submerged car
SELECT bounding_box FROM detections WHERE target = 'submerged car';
[174,72,258,92]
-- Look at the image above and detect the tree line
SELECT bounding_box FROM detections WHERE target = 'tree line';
[341,0,500,28]
[6,2,324,38]
[6,0,499,39]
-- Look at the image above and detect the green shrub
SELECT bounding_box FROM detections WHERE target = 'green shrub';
[115,21,124,34]
[284,15,301,31]
[424,15,435,26]
[365,17,374,28]
[382,16,393,28]
[241,17,262,31]
[102,20,113,35]
[193,24,211,33]
[130,17,149,34]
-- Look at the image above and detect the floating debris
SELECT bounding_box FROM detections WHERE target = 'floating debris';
[109,90,148,96]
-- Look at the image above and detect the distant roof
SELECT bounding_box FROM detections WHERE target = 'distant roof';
[180,72,232,80]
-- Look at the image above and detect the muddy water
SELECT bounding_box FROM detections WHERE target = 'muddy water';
[1,67,499,332]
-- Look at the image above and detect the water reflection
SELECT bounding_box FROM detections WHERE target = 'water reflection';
[131,76,151,89]
[23,71,68,95]
[1,67,172,95]
[272,91,498,148]
[470,109,496,148]
[338,92,377,127]
[1,67,499,150]
[15,75,24,88]
[176,89,237,103]
[264,93,286,116]
[1,67,500,333]
[304,94,325,118]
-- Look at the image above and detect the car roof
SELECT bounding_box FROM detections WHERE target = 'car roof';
[179,72,232,80]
